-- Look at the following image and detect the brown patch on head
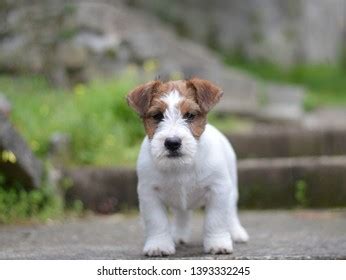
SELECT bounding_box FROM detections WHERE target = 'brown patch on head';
[180,78,223,138]
[127,80,174,138]
[126,80,162,117]
[127,78,223,139]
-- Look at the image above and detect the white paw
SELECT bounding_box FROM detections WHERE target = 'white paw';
[204,234,233,255]
[230,225,249,243]
[143,236,176,257]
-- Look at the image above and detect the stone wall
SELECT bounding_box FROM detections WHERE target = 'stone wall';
[0,1,254,85]
[0,0,134,86]
[129,0,346,66]
[0,0,306,120]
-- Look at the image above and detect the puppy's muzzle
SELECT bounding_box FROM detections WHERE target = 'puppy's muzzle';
[164,137,182,155]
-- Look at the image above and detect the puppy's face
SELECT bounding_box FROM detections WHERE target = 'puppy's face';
[127,78,223,169]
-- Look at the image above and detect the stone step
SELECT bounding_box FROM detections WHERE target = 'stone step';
[65,167,138,214]
[227,127,346,159]
[238,156,346,208]
[65,156,346,213]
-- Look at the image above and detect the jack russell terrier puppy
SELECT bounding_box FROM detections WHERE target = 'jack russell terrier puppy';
[127,78,249,256]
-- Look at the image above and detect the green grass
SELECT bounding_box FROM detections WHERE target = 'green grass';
[224,57,346,109]
[0,73,143,166]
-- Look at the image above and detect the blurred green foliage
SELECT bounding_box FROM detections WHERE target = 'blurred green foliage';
[0,173,63,224]
[0,73,143,166]
[224,56,346,110]
[294,180,309,208]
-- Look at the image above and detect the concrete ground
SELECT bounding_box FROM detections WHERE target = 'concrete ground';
[0,210,345,259]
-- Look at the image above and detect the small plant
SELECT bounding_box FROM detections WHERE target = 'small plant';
[294,180,309,208]
[0,174,64,224]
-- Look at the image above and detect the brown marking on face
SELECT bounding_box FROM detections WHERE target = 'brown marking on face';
[127,78,223,139]
[143,99,167,139]
[178,98,207,138]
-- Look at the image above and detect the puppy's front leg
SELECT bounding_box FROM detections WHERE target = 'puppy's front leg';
[139,186,175,257]
[204,185,233,254]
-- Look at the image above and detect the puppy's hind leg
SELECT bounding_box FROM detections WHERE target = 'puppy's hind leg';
[171,208,192,245]
[229,204,249,243]
[229,175,249,243]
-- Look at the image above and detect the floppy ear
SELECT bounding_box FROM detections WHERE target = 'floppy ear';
[126,80,161,117]
[187,78,223,112]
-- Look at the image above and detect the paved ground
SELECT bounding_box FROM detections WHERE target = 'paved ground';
[0,210,345,259]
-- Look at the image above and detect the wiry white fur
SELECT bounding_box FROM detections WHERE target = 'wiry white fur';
[137,90,249,257]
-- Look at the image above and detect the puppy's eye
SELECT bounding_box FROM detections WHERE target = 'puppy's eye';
[183,112,196,122]
[152,112,164,122]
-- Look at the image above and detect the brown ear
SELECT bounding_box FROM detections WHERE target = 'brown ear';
[187,78,223,112]
[126,80,161,116]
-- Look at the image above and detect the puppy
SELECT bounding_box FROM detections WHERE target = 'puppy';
[127,78,249,256]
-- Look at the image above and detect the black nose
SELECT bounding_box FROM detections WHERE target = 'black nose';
[164,137,182,152]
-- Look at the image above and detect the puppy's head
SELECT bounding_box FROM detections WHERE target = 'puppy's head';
[127,78,223,169]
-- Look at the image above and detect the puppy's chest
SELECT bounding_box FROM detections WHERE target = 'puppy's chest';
[155,172,208,210]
